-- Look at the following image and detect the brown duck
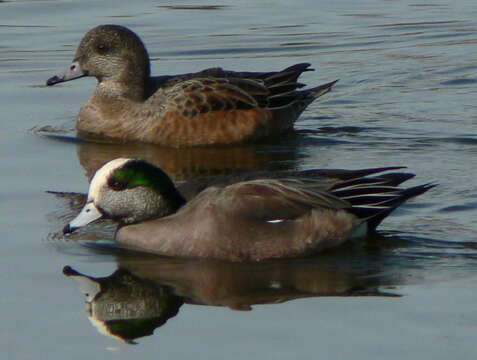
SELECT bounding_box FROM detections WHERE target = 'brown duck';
[46,25,337,147]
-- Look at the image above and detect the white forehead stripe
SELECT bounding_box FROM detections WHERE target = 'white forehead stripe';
[88,158,131,201]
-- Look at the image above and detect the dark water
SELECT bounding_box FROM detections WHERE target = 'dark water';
[2,0,477,358]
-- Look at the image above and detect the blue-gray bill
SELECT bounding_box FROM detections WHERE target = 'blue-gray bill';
[46,60,87,86]
[63,201,103,234]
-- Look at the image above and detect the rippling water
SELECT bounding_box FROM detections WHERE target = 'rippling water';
[1,0,477,358]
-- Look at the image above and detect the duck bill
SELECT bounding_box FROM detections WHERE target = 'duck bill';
[46,60,87,86]
[63,202,103,234]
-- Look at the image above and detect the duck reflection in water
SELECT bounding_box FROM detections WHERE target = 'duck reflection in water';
[63,265,183,344]
[74,139,303,181]
[37,127,307,182]
[63,251,399,344]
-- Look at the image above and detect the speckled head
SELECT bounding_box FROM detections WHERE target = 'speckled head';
[47,25,151,97]
[75,25,151,80]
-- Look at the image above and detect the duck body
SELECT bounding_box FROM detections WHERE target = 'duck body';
[47,25,337,147]
[116,188,358,261]
[64,159,434,262]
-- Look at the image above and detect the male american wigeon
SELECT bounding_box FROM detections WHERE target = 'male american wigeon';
[46,25,337,147]
[63,158,434,261]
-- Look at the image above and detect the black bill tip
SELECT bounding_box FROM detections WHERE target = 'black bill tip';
[62,265,81,276]
[46,75,63,86]
[63,223,77,235]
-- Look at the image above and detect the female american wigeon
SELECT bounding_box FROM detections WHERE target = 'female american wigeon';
[63,158,434,261]
[46,24,337,147]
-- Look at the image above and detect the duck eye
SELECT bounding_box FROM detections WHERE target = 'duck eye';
[96,43,108,54]
[109,178,127,191]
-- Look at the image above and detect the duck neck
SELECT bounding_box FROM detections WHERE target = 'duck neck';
[96,60,151,102]
[161,188,187,215]
[146,167,187,216]
[95,78,147,102]
[118,71,149,102]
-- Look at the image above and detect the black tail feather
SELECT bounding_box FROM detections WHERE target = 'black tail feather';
[264,63,313,85]
[301,79,339,101]
[301,166,406,183]
[332,187,402,200]
[235,62,336,109]
[262,63,317,107]
[331,172,415,193]
[318,167,435,231]
[346,183,436,230]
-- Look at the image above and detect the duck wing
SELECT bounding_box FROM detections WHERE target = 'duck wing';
[149,63,333,112]
[157,77,270,116]
[176,166,408,202]
[198,178,351,222]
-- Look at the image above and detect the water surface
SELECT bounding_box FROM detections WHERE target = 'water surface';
[1,0,477,358]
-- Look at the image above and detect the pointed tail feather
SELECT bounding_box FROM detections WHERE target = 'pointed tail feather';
[264,63,313,85]
[303,166,407,183]
[302,79,339,102]
[346,183,436,231]
[271,79,337,110]
[331,173,416,195]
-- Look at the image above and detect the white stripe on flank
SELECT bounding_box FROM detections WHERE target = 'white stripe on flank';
[267,219,285,223]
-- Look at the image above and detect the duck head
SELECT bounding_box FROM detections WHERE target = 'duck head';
[64,158,185,234]
[47,25,151,98]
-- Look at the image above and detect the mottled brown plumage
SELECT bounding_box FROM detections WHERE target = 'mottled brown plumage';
[46,25,337,147]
